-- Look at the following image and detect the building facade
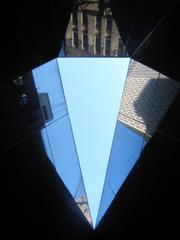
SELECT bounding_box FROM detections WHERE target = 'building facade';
[118,60,180,136]
[64,0,127,57]
[76,195,92,225]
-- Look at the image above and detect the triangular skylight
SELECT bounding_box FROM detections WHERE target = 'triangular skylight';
[32,57,179,228]
[58,58,130,227]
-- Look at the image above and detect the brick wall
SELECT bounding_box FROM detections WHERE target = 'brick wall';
[118,60,180,136]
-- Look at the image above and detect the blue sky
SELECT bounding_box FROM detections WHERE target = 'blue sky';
[58,58,130,227]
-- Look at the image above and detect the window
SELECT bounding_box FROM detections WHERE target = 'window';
[81,12,88,27]
[105,37,111,55]
[71,12,78,26]
[106,17,112,35]
[82,34,88,50]
[95,15,101,29]
[42,105,48,121]
[72,31,79,48]
[95,36,101,54]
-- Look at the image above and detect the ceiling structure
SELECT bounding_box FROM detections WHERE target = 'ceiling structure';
[2,0,180,239]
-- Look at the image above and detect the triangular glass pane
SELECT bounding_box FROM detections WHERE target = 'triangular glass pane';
[75,180,92,225]
[96,59,180,226]
[61,0,128,57]
[33,59,67,126]
[96,181,115,226]
[58,57,130,227]
[96,122,146,226]
[32,59,93,226]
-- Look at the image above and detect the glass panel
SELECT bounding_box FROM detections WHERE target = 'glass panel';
[58,57,130,227]
[106,122,145,194]
[96,60,179,227]
[32,59,93,227]
[96,181,114,227]
[44,116,81,197]
[96,122,145,226]
[93,58,180,227]
[41,127,54,164]
[33,59,67,126]
[75,180,93,226]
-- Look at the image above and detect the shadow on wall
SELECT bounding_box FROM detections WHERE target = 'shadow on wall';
[134,76,180,136]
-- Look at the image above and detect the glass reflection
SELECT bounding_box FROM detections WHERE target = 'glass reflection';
[1,56,179,228]
[1,0,179,230]
[75,180,93,225]
[61,0,128,57]
[96,59,180,227]
[96,121,146,226]
[33,59,67,126]
[119,59,180,137]
[33,59,93,227]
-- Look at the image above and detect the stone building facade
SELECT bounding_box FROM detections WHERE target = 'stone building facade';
[76,195,92,225]
[64,0,127,57]
[118,60,180,136]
